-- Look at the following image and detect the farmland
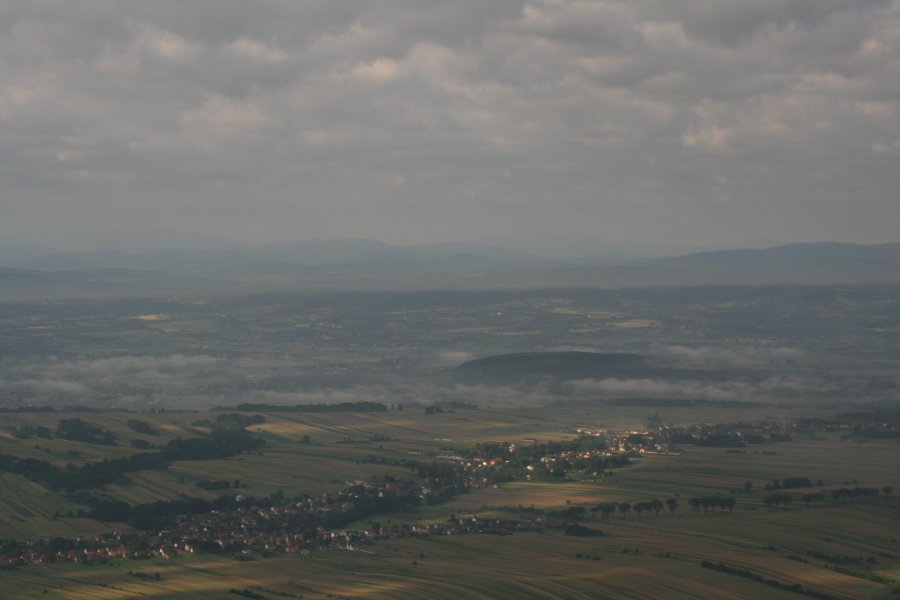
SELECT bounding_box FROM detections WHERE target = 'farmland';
[0,286,898,597]
[0,404,897,599]
[4,0,900,595]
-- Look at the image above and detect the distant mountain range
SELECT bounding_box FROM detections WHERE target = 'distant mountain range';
[13,240,541,273]
[562,242,900,288]
[2,240,899,299]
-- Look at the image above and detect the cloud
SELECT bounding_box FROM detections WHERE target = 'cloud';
[0,378,90,396]
[39,355,220,377]
[1,355,222,401]
[656,345,804,367]
[434,351,476,367]
[236,381,554,409]
[566,375,841,402]
[1,348,891,407]
[1,1,899,250]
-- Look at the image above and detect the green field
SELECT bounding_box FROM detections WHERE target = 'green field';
[0,405,897,599]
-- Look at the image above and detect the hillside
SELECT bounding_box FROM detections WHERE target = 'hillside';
[456,351,651,383]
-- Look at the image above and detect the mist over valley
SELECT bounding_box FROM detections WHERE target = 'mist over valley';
[2,280,897,411]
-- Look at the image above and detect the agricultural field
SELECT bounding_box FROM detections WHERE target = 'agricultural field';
[0,404,897,598]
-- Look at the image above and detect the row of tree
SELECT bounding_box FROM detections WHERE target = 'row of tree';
[230,402,387,413]
[687,496,736,514]
[588,498,681,519]
[830,486,888,502]
[585,496,738,518]
[764,485,891,508]
[764,476,820,491]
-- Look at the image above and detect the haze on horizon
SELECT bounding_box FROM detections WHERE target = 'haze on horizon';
[2,1,899,257]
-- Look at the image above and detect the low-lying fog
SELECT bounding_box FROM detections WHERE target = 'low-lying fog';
[2,285,898,410]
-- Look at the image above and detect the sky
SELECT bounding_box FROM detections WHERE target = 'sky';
[1,1,899,256]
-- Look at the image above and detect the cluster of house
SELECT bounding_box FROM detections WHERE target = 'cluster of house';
[5,543,131,565]
[574,428,676,455]
[4,437,632,568]
[1,510,542,567]
[576,419,801,451]
[2,465,547,568]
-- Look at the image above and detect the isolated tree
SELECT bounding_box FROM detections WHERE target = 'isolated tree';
[650,499,663,517]
[618,502,631,519]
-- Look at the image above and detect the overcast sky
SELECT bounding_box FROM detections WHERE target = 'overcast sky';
[2,1,899,255]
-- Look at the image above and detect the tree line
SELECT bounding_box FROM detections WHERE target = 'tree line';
[229,402,387,413]
[0,428,264,491]
[584,496,737,519]
[763,486,890,508]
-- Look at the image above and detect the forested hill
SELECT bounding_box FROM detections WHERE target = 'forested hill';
[455,351,650,383]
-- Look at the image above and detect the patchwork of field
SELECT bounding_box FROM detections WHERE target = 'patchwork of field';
[1,527,892,600]
[0,405,897,598]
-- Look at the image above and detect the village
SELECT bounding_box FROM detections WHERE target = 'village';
[0,432,639,567]
[0,417,862,569]
[0,470,544,567]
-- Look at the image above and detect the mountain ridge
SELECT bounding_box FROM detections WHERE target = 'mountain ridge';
[3,240,900,299]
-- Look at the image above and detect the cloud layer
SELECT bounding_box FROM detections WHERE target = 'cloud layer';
[4,351,893,409]
[0,355,222,403]
[2,1,899,252]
